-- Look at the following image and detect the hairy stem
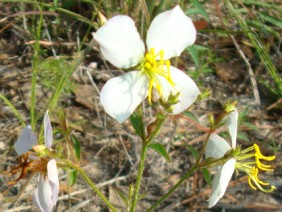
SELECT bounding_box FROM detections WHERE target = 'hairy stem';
[63,159,117,212]
[130,114,167,211]
[130,144,148,212]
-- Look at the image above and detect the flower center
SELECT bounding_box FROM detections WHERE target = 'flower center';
[235,144,275,192]
[140,48,175,104]
[3,152,48,185]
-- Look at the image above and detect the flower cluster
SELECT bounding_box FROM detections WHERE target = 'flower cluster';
[93,6,200,123]
[205,109,275,208]
[8,111,59,212]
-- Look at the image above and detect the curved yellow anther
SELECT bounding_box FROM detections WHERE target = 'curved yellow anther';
[248,177,257,190]
[255,157,273,171]
[235,144,275,193]
[253,144,275,161]
[252,167,269,186]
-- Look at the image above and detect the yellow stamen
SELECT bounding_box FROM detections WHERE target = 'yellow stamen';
[248,177,257,190]
[141,48,176,104]
[255,157,273,171]
[254,144,275,161]
[235,144,275,193]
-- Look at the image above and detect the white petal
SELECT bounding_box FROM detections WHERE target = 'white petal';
[93,15,145,69]
[154,67,199,113]
[100,71,149,123]
[33,175,53,212]
[14,125,37,155]
[47,159,59,206]
[227,108,238,149]
[205,133,231,159]
[208,158,236,208]
[169,67,200,114]
[44,111,53,149]
[146,5,196,59]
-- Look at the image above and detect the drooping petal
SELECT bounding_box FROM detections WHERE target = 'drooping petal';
[227,108,238,149]
[44,111,53,149]
[146,5,196,60]
[100,71,149,123]
[93,15,145,69]
[205,133,231,159]
[33,175,53,212]
[208,158,236,208]
[14,125,37,155]
[47,159,59,207]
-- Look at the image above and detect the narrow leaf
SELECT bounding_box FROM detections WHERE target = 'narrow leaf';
[190,0,210,20]
[71,135,81,160]
[237,132,250,142]
[148,143,171,162]
[114,188,128,203]
[201,168,211,185]
[186,45,199,68]
[68,169,78,187]
[130,110,145,139]
[186,144,199,160]
[258,12,282,28]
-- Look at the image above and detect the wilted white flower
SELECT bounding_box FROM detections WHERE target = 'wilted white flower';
[13,111,59,212]
[205,109,275,208]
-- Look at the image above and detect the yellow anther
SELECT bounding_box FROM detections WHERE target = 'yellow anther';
[252,167,269,186]
[253,144,275,161]
[235,143,275,193]
[248,177,257,190]
[256,159,273,172]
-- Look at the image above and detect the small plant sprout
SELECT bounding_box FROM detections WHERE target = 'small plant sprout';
[5,111,59,212]
[93,5,200,123]
[205,108,275,208]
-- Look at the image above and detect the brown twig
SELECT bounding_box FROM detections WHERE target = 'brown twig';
[230,35,261,106]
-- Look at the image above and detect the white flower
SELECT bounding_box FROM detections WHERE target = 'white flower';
[205,109,275,208]
[14,111,59,212]
[205,134,236,208]
[93,5,200,123]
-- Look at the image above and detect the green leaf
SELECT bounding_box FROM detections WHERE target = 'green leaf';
[53,0,58,8]
[242,0,282,10]
[114,188,128,203]
[193,44,209,51]
[190,0,210,20]
[148,143,171,162]
[246,20,280,39]
[185,7,201,16]
[130,110,145,139]
[186,45,199,68]
[237,132,250,142]
[138,193,147,201]
[183,111,199,123]
[258,12,282,28]
[242,122,258,131]
[201,168,211,185]
[68,169,78,187]
[202,68,214,74]
[186,145,199,160]
[186,45,209,69]
[71,135,81,160]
